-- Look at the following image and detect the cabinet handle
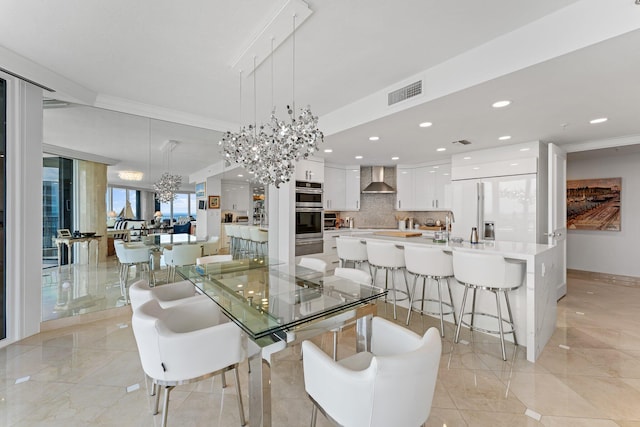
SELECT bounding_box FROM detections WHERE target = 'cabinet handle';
[356,200,359,209]
[331,261,340,264]
[436,199,439,208]
[398,200,401,209]
[331,246,337,249]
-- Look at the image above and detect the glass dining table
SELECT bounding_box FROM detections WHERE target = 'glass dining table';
[176,257,387,427]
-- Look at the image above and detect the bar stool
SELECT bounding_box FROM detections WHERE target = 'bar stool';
[404,244,456,337]
[240,226,253,256]
[224,224,235,255]
[227,225,240,257]
[366,241,410,320]
[250,227,268,257]
[453,251,525,361]
[336,237,369,272]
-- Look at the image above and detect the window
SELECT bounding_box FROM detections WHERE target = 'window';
[107,186,139,218]
[158,192,196,222]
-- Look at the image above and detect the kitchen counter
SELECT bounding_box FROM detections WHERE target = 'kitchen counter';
[353,233,561,363]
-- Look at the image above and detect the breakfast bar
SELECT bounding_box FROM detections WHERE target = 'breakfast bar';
[340,232,562,362]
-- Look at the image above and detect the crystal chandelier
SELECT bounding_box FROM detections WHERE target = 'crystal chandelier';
[219,14,323,188]
[154,140,182,203]
[154,172,182,203]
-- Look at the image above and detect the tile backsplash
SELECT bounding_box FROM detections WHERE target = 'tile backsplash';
[337,166,451,229]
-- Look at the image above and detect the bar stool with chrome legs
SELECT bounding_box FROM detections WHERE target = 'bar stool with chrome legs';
[366,241,410,320]
[404,244,457,336]
[336,236,370,273]
[453,251,525,361]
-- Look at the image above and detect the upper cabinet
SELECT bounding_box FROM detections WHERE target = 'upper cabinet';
[324,164,360,211]
[396,166,414,210]
[221,181,251,212]
[396,163,451,211]
[296,158,324,183]
[344,166,361,211]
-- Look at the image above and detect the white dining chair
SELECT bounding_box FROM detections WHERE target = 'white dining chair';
[132,298,247,427]
[302,317,441,427]
[115,242,152,303]
[129,279,204,310]
[164,244,202,282]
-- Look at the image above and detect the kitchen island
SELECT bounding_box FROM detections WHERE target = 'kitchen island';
[339,232,561,362]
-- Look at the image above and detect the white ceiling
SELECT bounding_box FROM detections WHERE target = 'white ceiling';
[2,0,640,189]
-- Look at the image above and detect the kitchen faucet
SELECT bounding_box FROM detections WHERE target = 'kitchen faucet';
[445,211,454,242]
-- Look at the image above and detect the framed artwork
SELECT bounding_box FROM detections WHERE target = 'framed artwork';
[567,177,621,231]
[195,182,206,198]
[208,195,220,209]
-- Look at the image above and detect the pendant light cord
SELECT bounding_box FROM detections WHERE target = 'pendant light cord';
[253,56,257,133]
[292,13,296,114]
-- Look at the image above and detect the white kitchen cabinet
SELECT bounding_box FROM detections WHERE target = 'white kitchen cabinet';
[221,181,251,212]
[324,166,346,210]
[397,163,451,211]
[396,166,415,210]
[324,164,361,211]
[434,164,452,209]
[295,158,324,182]
[344,166,361,210]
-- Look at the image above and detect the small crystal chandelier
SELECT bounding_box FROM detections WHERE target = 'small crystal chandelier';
[154,140,182,203]
[220,14,323,188]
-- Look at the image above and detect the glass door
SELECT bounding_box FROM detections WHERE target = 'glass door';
[42,157,73,266]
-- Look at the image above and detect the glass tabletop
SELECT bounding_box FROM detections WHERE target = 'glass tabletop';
[143,233,201,247]
[175,257,387,345]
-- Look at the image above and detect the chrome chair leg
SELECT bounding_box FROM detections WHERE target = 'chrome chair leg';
[161,385,174,427]
[153,383,161,415]
[310,404,318,427]
[454,285,470,343]
[495,291,507,361]
[234,367,247,426]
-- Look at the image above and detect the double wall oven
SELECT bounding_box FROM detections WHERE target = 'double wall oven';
[295,181,324,256]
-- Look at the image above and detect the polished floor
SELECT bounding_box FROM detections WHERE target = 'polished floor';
[3,271,640,426]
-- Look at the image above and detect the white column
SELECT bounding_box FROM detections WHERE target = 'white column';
[268,181,295,264]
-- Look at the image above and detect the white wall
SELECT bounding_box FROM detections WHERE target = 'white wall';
[567,150,640,277]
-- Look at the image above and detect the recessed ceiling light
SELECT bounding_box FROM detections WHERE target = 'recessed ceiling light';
[443,173,450,176]
[499,135,511,141]
[511,163,519,166]
[436,147,446,152]
[324,149,333,153]
[492,100,511,108]
[590,117,608,124]
[463,156,472,160]
[432,166,439,169]
[429,170,436,173]
[369,136,379,141]
[419,122,433,128]
[520,148,530,152]
[355,155,363,159]
[473,167,480,170]
[237,174,243,177]
[391,156,399,160]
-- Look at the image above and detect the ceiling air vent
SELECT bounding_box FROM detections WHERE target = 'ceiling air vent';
[452,139,472,145]
[388,80,422,106]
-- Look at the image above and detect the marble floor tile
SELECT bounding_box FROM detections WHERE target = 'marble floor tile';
[1,265,635,425]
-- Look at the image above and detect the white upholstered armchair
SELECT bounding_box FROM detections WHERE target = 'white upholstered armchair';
[302,317,441,427]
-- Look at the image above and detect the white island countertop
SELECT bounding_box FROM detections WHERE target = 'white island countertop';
[336,232,562,363]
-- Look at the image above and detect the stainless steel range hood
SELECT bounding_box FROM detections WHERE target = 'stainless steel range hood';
[362,166,396,194]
